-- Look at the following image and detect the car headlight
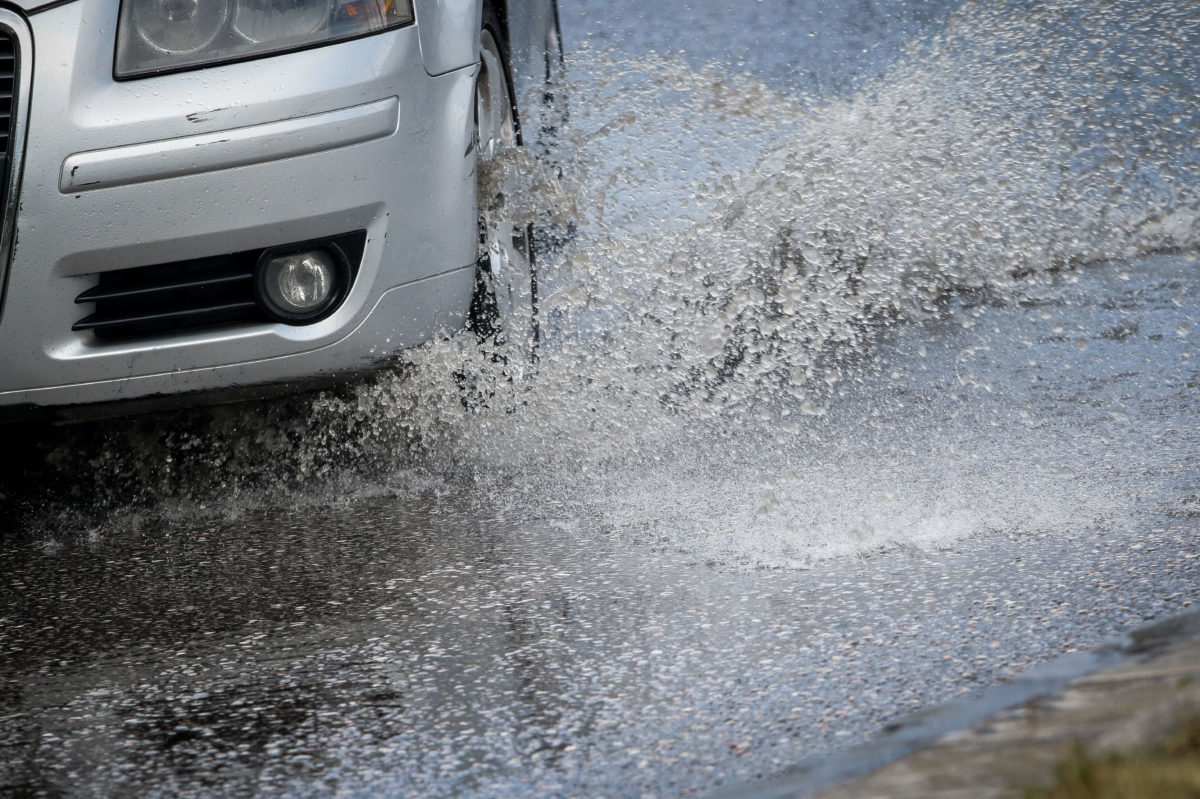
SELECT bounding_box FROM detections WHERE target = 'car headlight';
[115,0,414,78]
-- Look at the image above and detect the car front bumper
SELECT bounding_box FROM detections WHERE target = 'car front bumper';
[0,0,478,412]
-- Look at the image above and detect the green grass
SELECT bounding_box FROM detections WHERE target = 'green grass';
[1021,716,1200,799]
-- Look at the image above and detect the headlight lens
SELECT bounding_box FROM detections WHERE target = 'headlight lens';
[233,0,331,44]
[133,0,229,55]
[115,0,414,78]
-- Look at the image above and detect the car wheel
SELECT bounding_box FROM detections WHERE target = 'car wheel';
[469,8,540,367]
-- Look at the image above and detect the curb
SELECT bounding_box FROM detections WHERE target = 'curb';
[717,609,1200,799]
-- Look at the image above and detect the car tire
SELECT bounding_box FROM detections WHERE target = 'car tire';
[468,4,540,367]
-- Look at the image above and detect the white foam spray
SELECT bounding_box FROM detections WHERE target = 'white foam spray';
[20,0,1200,565]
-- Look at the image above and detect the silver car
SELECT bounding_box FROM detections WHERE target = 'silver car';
[0,0,561,419]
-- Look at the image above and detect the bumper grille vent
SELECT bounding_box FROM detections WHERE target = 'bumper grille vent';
[74,255,260,340]
[0,31,14,215]
[0,20,25,323]
[73,231,366,342]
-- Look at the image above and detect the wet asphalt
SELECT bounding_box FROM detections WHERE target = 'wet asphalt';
[2,253,1198,797]
[4,1,1200,796]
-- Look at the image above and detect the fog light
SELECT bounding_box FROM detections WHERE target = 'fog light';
[255,245,349,324]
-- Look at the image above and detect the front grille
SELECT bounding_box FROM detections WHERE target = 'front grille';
[73,231,366,342]
[0,25,19,319]
[0,31,15,218]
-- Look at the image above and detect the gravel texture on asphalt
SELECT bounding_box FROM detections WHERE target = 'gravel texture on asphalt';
[2,255,1198,797]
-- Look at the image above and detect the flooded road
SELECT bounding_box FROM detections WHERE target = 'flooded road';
[3,253,1199,797]
[3,1,1200,796]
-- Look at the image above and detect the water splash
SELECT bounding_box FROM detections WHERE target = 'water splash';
[7,0,1198,565]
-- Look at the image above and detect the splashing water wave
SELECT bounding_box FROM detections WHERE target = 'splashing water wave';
[11,0,1200,565]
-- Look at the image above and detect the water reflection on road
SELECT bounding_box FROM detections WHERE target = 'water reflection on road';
[3,253,1198,797]
[4,0,1200,795]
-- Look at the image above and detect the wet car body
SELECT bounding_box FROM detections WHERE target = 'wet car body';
[0,0,560,419]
